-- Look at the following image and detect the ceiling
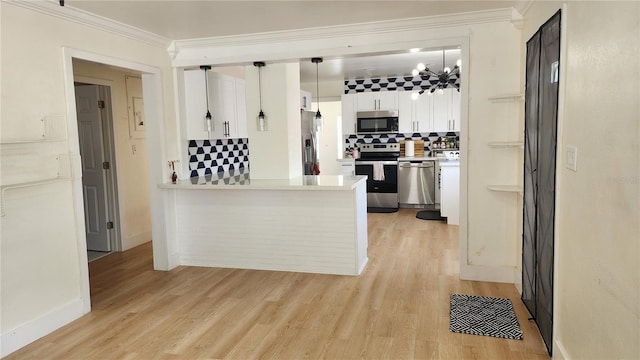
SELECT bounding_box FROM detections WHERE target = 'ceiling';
[63,0,515,83]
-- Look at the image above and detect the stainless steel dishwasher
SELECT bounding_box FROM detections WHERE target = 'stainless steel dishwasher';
[398,160,435,207]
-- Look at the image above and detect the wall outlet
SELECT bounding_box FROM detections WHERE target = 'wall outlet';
[566,146,577,172]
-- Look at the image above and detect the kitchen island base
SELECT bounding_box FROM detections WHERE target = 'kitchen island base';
[162,175,368,276]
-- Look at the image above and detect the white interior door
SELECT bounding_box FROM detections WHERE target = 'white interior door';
[75,84,111,252]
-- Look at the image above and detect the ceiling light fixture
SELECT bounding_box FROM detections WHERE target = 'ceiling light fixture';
[412,50,460,98]
[311,57,323,132]
[253,61,267,131]
[200,65,213,137]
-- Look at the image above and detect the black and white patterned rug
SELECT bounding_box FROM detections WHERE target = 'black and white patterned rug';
[449,294,523,340]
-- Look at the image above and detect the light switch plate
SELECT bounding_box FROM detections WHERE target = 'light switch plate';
[566,146,577,171]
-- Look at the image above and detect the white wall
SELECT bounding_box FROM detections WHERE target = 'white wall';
[522,2,639,359]
[72,60,152,251]
[0,2,175,355]
[245,62,303,179]
[315,101,342,175]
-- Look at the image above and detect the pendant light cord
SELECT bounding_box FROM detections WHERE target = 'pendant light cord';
[258,65,263,111]
[316,61,320,112]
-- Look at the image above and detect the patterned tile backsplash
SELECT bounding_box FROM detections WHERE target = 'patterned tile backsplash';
[188,138,249,178]
[344,74,460,94]
[344,132,460,156]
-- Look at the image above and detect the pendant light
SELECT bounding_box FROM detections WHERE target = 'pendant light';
[200,65,213,137]
[411,50,460,97]
[253,61,267,131]
[311,57,323,132]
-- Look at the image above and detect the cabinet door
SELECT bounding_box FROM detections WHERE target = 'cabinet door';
[377,91,398,110]
[440,165,460,225]
[339,162,354,176]
[184,69,210,140]
[234,79,248,138]
[431,91,449,132]
[208,73,232,139]
[341,93,358,136]
[397,91,414,133]
[449,89,461,131]
[356,92,376,111]
[414,94,432,133]
[356,91,399,111]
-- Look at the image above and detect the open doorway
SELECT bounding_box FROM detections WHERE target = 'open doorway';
[72,60,153,265]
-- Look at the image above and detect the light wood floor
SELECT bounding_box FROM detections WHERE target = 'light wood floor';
[7,209,550,359]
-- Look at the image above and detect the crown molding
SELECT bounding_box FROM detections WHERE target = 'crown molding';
[171,8,514,52]
[5,0,171,48]
[513,0,535,16]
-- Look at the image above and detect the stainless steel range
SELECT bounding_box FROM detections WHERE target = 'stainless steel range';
[355,143,400,210]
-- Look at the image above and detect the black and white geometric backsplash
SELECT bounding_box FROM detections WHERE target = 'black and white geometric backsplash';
[345,132,460,156]
[188,138,249,178]
[344,74,460,94]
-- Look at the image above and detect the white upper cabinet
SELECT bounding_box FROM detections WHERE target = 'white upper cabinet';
[183,70,248,140]
[356,91,398,111]
[398,91,432,133]
[341,93,358,136]
[300,89,313,111]
[184,69,210,140]
[431,88,461,132]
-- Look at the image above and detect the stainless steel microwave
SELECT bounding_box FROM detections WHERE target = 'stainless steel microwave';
[356,110,399,134]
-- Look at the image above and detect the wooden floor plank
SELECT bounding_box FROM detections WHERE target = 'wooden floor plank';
[5,209,550,359]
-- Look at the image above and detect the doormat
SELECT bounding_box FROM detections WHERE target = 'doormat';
[416,210,446,221]
[449,294,523,340]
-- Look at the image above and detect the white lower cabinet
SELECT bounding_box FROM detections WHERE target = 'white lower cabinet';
[337,159,355,176]
[183,69,247,140]
[440,162,459,225]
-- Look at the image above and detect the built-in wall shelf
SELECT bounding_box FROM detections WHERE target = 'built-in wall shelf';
[0,154,72,216]
[488,94,525,103]
[488,141,524,148]
[0,115,67,144]
[487,185,523,194]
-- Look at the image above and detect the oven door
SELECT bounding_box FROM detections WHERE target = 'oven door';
[355,160,398,209]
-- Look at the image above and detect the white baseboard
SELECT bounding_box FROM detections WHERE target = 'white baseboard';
[0,298,87,357]
[553,337,569,360]
[459,264,517,284]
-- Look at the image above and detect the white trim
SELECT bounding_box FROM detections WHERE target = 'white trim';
[173,8,512,50]
[61,47,172,338]
[170,9,513,66]
[6,0,170,48]
[0,299,85,357]
[459,264,517,284]
[553,337,570,360]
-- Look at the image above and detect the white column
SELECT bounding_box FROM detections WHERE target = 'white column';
[245,62,302,179]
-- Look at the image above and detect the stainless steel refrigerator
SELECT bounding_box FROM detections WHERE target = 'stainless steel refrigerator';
[301,110,320,175]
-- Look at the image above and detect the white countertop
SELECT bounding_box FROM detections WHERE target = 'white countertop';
[160,173,367,191]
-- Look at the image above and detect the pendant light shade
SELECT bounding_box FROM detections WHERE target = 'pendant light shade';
[200,65,213,137]
[311,57,323,132]
[254,61,267,131]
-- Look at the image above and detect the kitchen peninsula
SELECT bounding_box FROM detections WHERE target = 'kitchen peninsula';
[160,172,369,275]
